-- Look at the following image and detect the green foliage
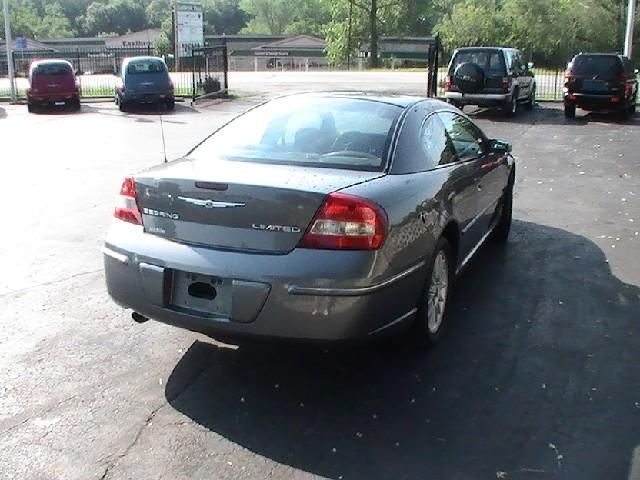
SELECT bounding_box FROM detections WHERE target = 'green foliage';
[0,0,76,38]
[81,0,148,36]
[202,0,251,34]
[1,0,638,67]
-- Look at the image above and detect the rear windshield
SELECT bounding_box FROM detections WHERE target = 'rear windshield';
[126,59,167,75]
[450,50,505,76]
[32,63,72,76]
[190,97,403,171]
[570,55,622,76]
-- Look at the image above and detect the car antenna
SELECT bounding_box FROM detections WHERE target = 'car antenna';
[159,113,168,163]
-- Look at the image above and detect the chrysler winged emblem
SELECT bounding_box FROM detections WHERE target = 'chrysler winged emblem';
[177,196,245,208]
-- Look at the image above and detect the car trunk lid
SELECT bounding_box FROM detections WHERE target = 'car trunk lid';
[135,159,384,253]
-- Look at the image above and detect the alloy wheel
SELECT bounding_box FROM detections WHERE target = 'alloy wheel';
[427,250,449,334]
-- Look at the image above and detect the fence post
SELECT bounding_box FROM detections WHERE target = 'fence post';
[554,68,559,101]
[192,50,196,103]
[223,41,228,94]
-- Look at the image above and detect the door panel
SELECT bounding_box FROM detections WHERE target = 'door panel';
[437,111,491,257]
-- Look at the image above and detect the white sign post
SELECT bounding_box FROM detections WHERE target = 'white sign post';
[3,0,16,101]
[174,2,203,71]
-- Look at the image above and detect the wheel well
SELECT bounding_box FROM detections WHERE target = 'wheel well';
[441,222,460,267]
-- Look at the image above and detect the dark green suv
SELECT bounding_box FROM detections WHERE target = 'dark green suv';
[444,47,536,117]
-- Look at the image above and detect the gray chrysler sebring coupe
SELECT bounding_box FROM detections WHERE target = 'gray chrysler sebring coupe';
[103,93,515,346]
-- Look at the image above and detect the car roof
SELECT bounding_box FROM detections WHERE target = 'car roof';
[123,56,166,65]
[456,47,514,52]
[278,92,450,110]
[31,59,73,67]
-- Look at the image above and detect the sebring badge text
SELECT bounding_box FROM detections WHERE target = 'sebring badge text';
[142,207,180,220]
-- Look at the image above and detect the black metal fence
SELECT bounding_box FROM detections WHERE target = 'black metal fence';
[0,46,228,100]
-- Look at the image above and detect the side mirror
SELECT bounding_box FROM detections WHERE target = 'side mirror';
[489,139,512,153]
[527,62,534,70]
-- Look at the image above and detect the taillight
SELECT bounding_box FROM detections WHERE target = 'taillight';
[564,71,573,80]
[298,193,388,250]
[445,76,452,91]
[501,77,510,90]
[114,177,142,225]
[116,78,124,92]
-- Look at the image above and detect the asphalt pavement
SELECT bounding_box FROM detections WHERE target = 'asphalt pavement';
[0,93,639,480]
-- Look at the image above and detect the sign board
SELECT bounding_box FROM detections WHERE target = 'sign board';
[15,37,27,49]
[254,51,289,57]
[358,51,370,58]
[176,2,203,57]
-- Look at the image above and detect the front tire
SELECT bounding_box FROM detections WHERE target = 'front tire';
[408,238,454,347]
[564,103,576,119]
[526,86,536,110]
[503,91,518,117]
[492,176,513,242]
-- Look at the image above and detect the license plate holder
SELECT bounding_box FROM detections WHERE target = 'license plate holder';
[171,271,232,316]
[583,80,607,92]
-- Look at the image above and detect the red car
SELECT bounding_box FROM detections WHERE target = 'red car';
[27,59,80,112]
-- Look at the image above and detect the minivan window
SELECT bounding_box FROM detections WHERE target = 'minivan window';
[126,59,167,75]
[32,64,72,77]
[571,55,622,76]
[191,97,402,171]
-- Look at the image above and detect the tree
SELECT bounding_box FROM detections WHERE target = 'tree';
[203,0,250,34]
[0,0,76,39]
[81,0,148,36]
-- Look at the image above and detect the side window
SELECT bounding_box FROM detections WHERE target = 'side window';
[420,114,456,167]
[437,112,485,160]
[511,52,522,74]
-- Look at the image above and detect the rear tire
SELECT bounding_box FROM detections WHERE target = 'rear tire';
[492,176,514,243]
[27,103,34,113]
[118,100,127,112]
[407,238,454,347]
[564,103,576,119]
[165,99,175,111]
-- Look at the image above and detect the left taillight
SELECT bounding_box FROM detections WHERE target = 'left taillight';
[114,177,142,225]
[298,192,388,250]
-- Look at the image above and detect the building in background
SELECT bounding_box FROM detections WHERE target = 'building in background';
[206,34,327,71]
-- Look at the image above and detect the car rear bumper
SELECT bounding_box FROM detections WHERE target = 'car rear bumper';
[445,92,510,106]
[27,92,79,103]
[565,93,628,111]
[120,92,174,104]
[103,222,424,342]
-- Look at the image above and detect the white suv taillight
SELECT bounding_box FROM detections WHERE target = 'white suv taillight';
[298,193,388,250]
[114,177,142,225]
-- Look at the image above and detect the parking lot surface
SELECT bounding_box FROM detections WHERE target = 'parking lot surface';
[0,95,639,480]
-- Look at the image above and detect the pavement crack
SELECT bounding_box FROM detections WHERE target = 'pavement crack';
[99,359,209,479]
[0,394,78,437]
[0,269,103,298]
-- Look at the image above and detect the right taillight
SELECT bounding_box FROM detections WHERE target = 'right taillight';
[298,193,388,250]
[114,177,142,225]
[564,71,573,80]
